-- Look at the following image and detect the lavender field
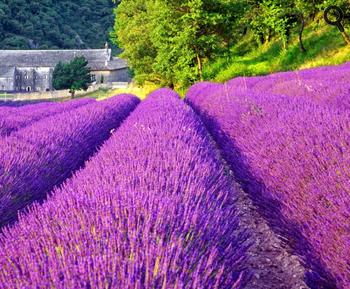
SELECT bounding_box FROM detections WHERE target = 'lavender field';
[0,63,349,289]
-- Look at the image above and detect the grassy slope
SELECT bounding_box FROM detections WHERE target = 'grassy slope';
[84,83,159,100]
[203,16,350,82]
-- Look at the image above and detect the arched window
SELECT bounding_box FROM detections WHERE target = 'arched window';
[26,86,31,92]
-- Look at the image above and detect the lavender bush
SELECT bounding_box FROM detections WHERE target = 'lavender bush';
[0,101,55,118]
[227,63,350,109]
[186,81,350,288]
[0,89,247,289]
[0,100,51,107]
[0,94,139,228]
[0,98,95,136]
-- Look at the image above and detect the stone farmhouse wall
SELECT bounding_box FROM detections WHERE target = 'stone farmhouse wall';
[0,67,15,91]
[0,77,14,91]
[93,68,130,84]
[6,82,129,101]
[14,67,53,92]
[0,47,131,93]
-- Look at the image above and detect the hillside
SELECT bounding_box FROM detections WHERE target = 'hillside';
[0,0,115,49]
[203,14,350,82]
[113,0,350,90]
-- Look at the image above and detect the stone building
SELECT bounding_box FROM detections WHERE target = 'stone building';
[0,44,130,92]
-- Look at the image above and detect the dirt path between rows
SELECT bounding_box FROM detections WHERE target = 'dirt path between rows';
[230,176,309,289]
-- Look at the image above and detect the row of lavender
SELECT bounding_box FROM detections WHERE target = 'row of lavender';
[0,100,54,108]
[228,62,350,109]
[186,82,350,288]
[0,89,247,288]
[0,95,139,228]
[0,98,96,136]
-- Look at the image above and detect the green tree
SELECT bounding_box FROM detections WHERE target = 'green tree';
[113,0,350,87]
[111,0,160,84]
[52,56,92,98]
[293,0,318,53]
[113,0,242,88]
[246,0,295,49]
[52,61,69,90]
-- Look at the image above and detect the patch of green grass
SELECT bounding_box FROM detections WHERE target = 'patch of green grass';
[204,18,350,82]
[89,82,159,101]
[0,93,14,99]
[81,87,113,100]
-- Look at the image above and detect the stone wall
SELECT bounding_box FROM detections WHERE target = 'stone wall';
[0,67,15,91]
[1,67,129,93]
[0,77,14,91]
[108,68,130,82]
[6,83,129,101]
[92,68,131,84]
[15,67,56,92]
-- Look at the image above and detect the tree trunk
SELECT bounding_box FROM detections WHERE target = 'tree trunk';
[265,29,271,44]
[264,36,269,45]
[299,14,306,53]
[311,12,316,21]
[282,41,287,51]
[311,0,316,21]
[70,90,75,99]
[258,33,264,45]
[196,52,203,81]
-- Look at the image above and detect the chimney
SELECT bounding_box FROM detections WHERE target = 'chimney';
[105,42,112,66]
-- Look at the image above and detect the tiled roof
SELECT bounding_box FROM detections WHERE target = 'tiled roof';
[0,49,127,71]
[107,58,129,70]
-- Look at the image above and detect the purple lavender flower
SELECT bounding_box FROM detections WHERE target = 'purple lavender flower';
[0,95,139,228]
[0,98,95,136]
[186,77,350,288]
[0,89,247,289]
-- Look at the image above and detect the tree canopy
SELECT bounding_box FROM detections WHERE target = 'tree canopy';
[112,0,350,89]
[52,56,93,98]
[112,0,245,88]
[0,0,116,49]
